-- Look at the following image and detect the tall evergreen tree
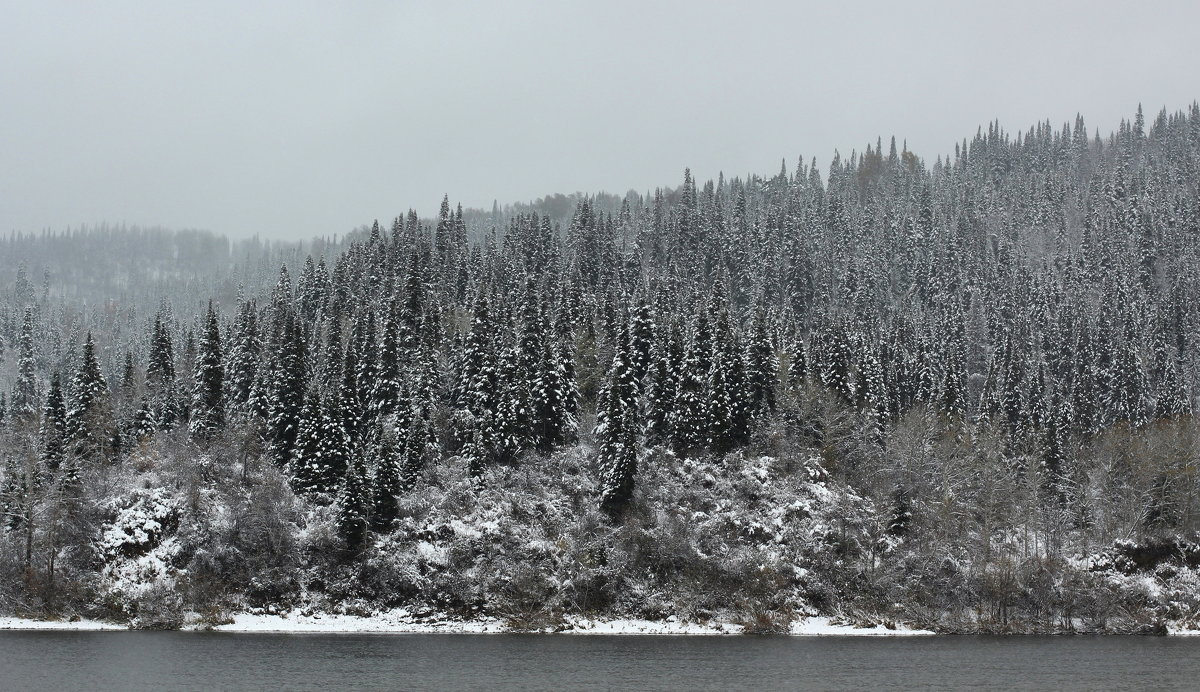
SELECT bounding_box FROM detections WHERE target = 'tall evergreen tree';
[190,302,225,439]
[598,325,640,516]
[39,373,66,472]
[336,453,370,549]
[10,307,38,424]
[65,333,115,463]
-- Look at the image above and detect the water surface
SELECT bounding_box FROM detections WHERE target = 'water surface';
[2,631,1197,690]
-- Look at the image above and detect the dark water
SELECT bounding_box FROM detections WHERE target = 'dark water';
[2,632,1199,691]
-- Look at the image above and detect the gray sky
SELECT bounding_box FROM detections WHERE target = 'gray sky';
[2,1,1197,240]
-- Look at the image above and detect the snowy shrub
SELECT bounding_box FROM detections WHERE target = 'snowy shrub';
[494,563,561,630]
[98,488,179,560]
[128,581,185,630]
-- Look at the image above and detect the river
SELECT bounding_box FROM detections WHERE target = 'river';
[2,631,1198,690]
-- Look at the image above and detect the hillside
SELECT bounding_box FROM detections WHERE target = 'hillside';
[2,104,1200,632]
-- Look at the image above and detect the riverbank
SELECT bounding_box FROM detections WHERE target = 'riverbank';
[209,612,936,636]
[0,612,934,636]
[9,612,1200,636]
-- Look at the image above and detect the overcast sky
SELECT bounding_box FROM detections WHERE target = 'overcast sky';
[2,1,1197,240]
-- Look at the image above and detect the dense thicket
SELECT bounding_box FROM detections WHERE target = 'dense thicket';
[2,104,1200,632]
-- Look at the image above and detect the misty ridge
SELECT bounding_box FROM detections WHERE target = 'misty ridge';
[2,103,1200,635]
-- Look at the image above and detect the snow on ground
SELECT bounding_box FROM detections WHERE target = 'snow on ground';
[0,612,935,635]
[561,617,741,635]
[0,617,124,631]
[789,617,934,636]
[0,613,965,636]
[212,613,935,636]
[211,611,503,634]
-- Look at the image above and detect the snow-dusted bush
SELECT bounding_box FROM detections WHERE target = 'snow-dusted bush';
[97,487,178,560]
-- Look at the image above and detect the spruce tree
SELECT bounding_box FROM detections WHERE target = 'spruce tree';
[400,411,428,490]
[745,307,778,415]
[336,453,370,549]
[10,307,38,424]
[532,321,578,451]
[373,300,403,417]
[645,321,681,445]
[267,313,307,467]
[289,388,324,495]
[40,373,66,473]
[671,311,711,453]
[65,332,115,463]
[707,289,749,452]
[629,299,656,389]
[226,299,260,416]
[370,427,403,532]
[146,311,181,431]
[189,302,225,439]
[598,325,640,516]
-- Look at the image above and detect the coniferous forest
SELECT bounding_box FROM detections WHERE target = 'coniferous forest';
[3,104,1200,633]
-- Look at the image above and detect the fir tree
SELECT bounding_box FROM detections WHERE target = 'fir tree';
[400,411,428,490]
[288,388,324,495]
[532,323,578,451]
[671,311,711,454]
[598,325,640,516]
[336,453,370,549]
[189,302,225,439]
[370,428,403,532]
[226,299,260,416]
[146,311,181,431]
[707,287,749,451]
[267,313,307,467]
[629,299,656,390]
[39,373,66,473]
[645,321,681,444]
[65,333,115,463]
[745,307,778,415]
[10,307,38,424]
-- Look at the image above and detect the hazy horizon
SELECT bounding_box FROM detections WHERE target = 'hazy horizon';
[3,1,1198,240]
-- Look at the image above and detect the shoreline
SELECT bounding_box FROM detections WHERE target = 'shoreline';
[0,613,934,636]
[4,613,1198,636]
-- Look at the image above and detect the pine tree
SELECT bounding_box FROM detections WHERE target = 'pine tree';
[707,287,749,452]
[146,311,181,431]
[671,311,711,453]
[820,324,856,403]
[65,332,115,463]
[628,299,656,388]
[352,308,379,430]
[288,388,324,495]
[226,299,260,416]
[787,330,809,392]
[189,302,225,439]
[456,292,501,471]
[493,345,529,461]
[373,300,403,417]
[532,320,578,451]
[598,325,640,516]
[339,331,363,444]
[370,428,402,532]
[40,373,67,473]
[336,453,370,549]
[745,307,778,415]
[645,321,681,444]
[10,307,38,424]
[400,411,428,490]
[267,313,307,466]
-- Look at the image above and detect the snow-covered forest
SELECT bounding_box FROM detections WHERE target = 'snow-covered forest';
[2,104,1200,633]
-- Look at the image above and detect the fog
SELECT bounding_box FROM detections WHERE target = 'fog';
[2,0,1196,239]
